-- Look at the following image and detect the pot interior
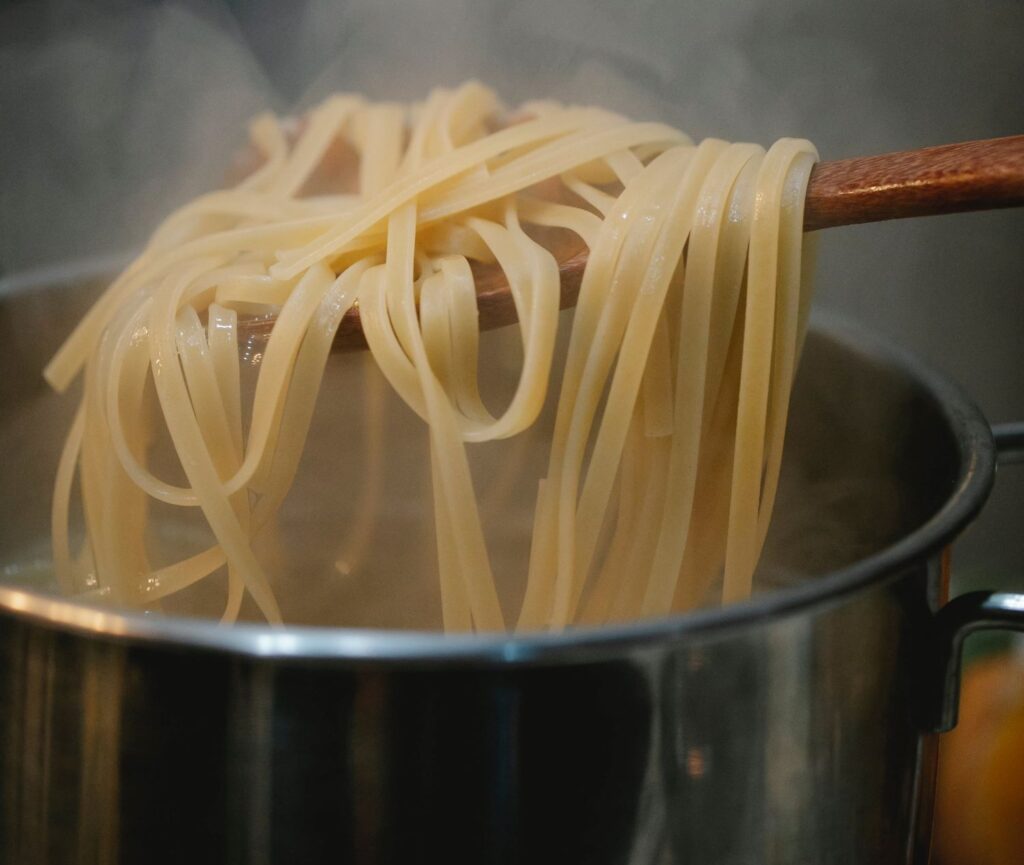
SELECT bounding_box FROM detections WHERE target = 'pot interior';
[0,268,963,629]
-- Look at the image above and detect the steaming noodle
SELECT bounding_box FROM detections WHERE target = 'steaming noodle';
[44,82,817,631]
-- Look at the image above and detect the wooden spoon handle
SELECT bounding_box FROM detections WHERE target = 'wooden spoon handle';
[804,135,1024,231]
[239,133,1024,352]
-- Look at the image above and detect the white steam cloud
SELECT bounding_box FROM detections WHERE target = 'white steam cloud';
[0,0,1021,593]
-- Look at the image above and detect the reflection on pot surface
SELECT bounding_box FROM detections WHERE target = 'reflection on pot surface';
[3,267,1017,863]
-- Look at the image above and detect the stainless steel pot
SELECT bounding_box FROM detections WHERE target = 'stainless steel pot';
[0,267,1022,865]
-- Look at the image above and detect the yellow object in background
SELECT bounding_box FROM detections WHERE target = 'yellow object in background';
[933,650,1024,865]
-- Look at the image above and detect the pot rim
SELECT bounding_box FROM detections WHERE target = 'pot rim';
[0,308,996,665]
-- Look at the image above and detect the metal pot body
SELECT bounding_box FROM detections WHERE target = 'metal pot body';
[0,561,945,865]
[1,270,1020,865]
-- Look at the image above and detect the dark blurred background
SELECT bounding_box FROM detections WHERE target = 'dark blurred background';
[1,0,1022,594]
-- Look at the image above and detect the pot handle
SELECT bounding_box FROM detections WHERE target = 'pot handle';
[930,422,1024,733]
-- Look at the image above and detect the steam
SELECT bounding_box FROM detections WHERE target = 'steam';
[4,0,1020,278]
[1,0,893,276]
[0,0,273,274]
[2,0,1020,611]
[0,0,907,606]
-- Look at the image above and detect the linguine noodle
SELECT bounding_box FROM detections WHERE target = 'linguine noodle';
[46,82,817,631]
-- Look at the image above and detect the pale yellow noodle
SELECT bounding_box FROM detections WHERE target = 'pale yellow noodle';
[640,143,764,617]
[566,141,728,622]
[723,140,817,604]
[51,403,85,594]
[46,84,816,633]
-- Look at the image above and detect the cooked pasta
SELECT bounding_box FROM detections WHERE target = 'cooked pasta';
[45,82,817,631]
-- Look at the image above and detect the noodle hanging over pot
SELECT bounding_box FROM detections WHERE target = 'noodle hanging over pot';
[44,82,817,631]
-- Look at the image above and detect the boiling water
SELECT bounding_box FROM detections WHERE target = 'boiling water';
[0,279,910,630]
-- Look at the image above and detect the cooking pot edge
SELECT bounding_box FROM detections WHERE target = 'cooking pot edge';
[0,311,998,664]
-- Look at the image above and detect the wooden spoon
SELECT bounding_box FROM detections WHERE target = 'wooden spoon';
[241,134,1024,351]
